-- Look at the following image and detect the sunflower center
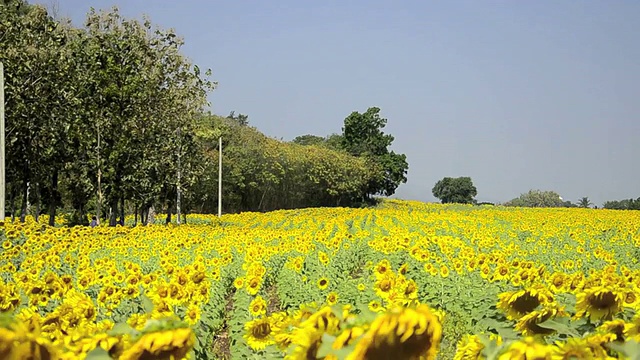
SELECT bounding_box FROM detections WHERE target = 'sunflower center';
[590,291,616,310]
[553,277,564,287]
[251,322,271,339]
[625,292,636,304]
[512,292,540,314]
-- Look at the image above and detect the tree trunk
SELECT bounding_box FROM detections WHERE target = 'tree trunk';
[96,123,102,225]
[10,185,15,222]
[20,179,28,223]
[140,206,147,226]
[34,182,40,223]
[109,199,117,226]
[148,205,155,225]
[48,170,58,227]
[120,196,125,226]
[166,200,172,224]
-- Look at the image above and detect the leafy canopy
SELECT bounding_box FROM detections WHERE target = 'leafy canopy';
[341,107,408,197]
[432,177,478,204]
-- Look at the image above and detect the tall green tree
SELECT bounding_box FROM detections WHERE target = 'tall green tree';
[79,7,213,225]
[576,197,593,208]
[340,107,408,198]
[432,177,478,204]
[0,0,81,224]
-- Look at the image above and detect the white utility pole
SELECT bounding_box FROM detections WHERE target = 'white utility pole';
[0,62,5,222]
[218,136,222,218]
[176,127,182,225]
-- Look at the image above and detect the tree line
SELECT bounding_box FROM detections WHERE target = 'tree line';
[0,0,409,226]
[430,177,638,210]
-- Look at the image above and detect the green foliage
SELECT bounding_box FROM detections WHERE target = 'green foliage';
[432,177,478,204]
[503,190,565,208]
[1,2,408,223]
[603,198,640,210]
[340,107,408,198]
[576,197,593,208]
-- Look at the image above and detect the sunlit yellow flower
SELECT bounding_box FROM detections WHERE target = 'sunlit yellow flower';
[350,304,442,360]
[326,292,338,306]
[120,327,195,360]
[249,296,267,317]
[244,316,275,350]
[550,338,596,360]
[498,337,551,360]
[575,285,624,321]
[498,286,554,320]
[317,277,329,290]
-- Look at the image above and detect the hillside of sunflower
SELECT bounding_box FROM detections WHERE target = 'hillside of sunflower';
[1,199,640,359]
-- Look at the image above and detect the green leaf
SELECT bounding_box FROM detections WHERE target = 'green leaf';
[107,322,138,337]
[141,294,154,313]
[536,318,581,338]
[608,340,640,360]
[85,348,112,360]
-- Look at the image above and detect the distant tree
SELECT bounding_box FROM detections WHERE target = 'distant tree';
[292,134,326,146]
[603,198,640,210]
[341,107,408,197]
[227,111,249,126]
[504,190,565,208]
[576,197,593,208]
[325,133,344,151]
[432,177,477,204]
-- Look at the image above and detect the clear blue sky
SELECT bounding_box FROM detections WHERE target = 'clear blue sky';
[37,0,640,205]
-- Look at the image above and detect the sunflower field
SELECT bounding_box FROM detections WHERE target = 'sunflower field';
[1,199,640,359]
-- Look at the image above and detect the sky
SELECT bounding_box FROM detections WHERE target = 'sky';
[34,0,640,206]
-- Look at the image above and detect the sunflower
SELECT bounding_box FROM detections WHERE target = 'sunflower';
[275,332,296,351]
[349,304,442,360]
[493,264,510,282]
[575,285,624,321]
[326,292,339,306]
[375,275,395,295]
[375,259,392,278]
[497,337,551,360]
[497,286,554,320]
[598,319,625,341]
[285,326,324,360]
[302,306,340,334]
[0,328,16,359]
[550,338,596,360]
[515,306,564,337]
[622,287,639,308]
[399,263,409,275]
[440,265,450,278]
[368,300,384,313]
[249,296,267,317]
[9,332,58,360]
[624,313,640,338]
[246,276,261,295]
[318,251,330,266]
[244,316,275,351]
[582,333,615,358]
[548,272,568,293]
[357,283,366,292]
[317,277,329,290]
[453,334,487,360]
[120,327,195,360]
[333,326,365,350]
[185,304,201,325]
